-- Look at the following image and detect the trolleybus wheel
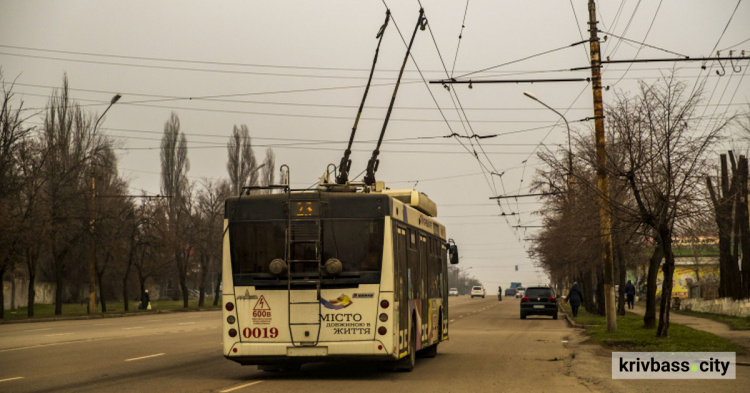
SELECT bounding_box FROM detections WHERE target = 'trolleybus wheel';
[396,319,416,371]
[421,311,441,358]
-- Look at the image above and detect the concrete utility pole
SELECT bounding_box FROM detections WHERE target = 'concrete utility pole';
[89,93,121,315]
[587,0,616,332]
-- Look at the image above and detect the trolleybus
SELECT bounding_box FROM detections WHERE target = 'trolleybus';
[222,180,458,371]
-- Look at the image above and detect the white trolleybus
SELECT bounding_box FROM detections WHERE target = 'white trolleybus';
[222,177,459,371]
[222,8,458,371]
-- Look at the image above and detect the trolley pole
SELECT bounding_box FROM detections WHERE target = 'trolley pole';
[588,0,616,332]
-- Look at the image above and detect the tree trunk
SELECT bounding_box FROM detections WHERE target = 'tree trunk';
[0,265,5,319]
[596,269,605,316]
[644,245,663,329]
[54,267,64,316]
[198,255,209,307]
[122,237,136,312]
[616,243,626,316]
[176,248,189,308]
[656,229,675,337]
[27,270,36,318]
[707,155,742,299]
[737,156,750,299]
[97,270,107,313]
[213,272,221,306]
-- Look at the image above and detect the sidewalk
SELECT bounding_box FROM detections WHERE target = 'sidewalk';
[630,304,750,362]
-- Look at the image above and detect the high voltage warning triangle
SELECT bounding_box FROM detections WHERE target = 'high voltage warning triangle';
[253,295,271,310]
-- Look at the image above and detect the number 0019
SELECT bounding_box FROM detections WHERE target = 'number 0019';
[242,327,279,339]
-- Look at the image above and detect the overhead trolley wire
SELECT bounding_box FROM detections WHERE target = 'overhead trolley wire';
[569,0,590,61]
[452,41,590,80]
[450,0,471,78]
[417,2,524,232]
[609,0,664,88]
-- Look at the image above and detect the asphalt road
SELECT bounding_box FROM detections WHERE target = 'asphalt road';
[0,296,584,392]
[2,297,743,392]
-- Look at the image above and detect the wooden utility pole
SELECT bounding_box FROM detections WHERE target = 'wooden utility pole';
[588,0,616,332]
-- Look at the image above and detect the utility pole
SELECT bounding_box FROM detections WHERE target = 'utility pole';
[588,0,616,332]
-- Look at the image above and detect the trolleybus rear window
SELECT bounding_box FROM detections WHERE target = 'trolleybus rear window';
[322,218,384,275]
[229,220,286,276]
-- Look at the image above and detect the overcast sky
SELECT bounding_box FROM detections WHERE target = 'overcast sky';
[2,0,749,291]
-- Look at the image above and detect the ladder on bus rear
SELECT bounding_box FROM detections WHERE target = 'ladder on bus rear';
[286,190,323,347]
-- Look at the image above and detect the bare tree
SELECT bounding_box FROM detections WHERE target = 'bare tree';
[193,179,230,306]
[160,112,191,308]
[261,148,275,191]
[42,75,103,315]
[226,124,257,195]
[0,70,33,318]
[610,75,727,337]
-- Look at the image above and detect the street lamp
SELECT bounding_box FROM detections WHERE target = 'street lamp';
[523,91,573,194]
[89,93,121,314]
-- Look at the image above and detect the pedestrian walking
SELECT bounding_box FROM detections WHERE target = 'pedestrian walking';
[498,286,503,301]
[567,283,583,317]
[625,280,636,309]
[140,290,151,310]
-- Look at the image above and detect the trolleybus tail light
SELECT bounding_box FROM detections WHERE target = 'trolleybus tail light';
[548,297,556,302]
[228,328,237,338]
[226,302,234,312]
[378,326,387,335]
[379,313,388,322]
[380,299,389,309]
[227,315,236,324]
[521,297,529,302]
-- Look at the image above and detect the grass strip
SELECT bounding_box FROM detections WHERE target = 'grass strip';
[672,308,750,331]
[561,303,742,353]
[2,300,220,321]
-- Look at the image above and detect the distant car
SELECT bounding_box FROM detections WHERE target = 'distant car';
[520,286,558,320]
[515,288,525,298]
[449,288,459,296]
[470,286,485,298]
[504,288,517,297]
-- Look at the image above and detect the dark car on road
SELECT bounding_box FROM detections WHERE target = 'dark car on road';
[520,286,558,320]
[504,288,517,297]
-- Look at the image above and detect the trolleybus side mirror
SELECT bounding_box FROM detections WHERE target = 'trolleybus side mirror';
[448,239,459,265]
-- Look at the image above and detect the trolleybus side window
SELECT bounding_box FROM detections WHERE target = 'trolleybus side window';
[395,225,407,303]
[407,228,419,300]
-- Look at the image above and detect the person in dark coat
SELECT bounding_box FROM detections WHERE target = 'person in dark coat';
[498,286,503,301]
[625,280,636,309]
[140,290,150,310]
[567,283,584,317]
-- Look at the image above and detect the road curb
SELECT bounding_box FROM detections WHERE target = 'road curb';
[0,307,220,325]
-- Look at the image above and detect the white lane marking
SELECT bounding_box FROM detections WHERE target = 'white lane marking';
[0,377,24,383]
[125,353,165,362]
[178,322,195,325]
[45,333,75,337]
[220,381,264,392]
[123,327,144,330]
[449,319,455,323]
